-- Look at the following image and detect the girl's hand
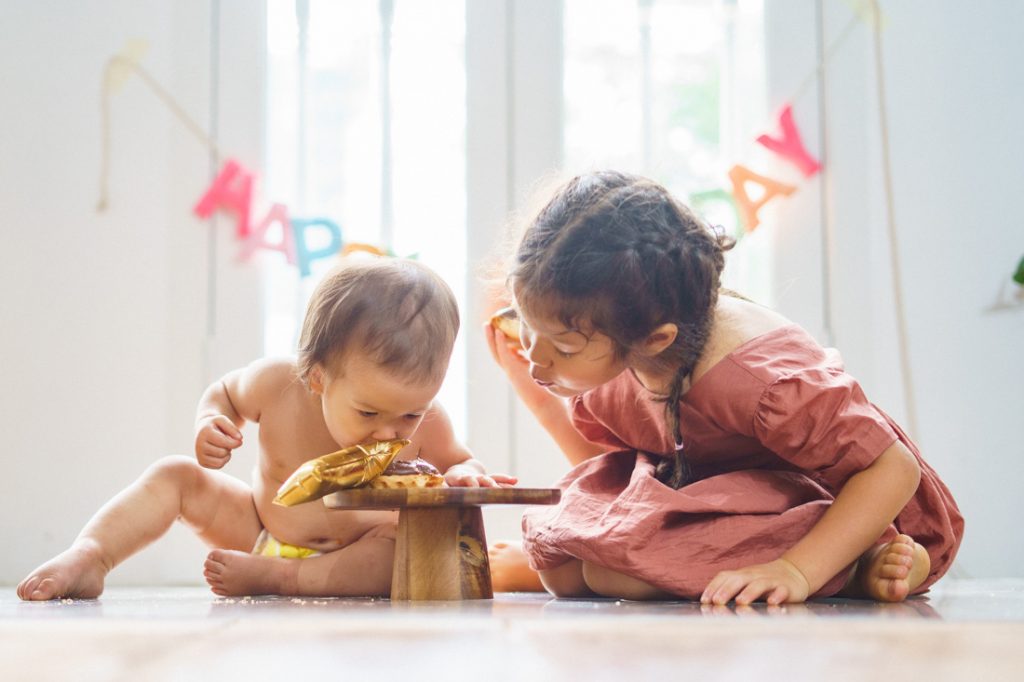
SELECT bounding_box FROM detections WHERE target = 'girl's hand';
[483,322,554,413]
[194,414,243,469]
[700,558,811,606]
[444,463,518,488]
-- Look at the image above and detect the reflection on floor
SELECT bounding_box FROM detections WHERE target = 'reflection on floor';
[2,579,1022,681]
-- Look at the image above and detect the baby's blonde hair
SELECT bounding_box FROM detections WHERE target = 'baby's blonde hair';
[297,258,459,386]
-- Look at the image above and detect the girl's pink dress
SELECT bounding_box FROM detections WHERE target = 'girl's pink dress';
[522,325,963,599]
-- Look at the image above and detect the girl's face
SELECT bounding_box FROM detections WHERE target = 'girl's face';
[311,353,441,448]
[516,304,627,398]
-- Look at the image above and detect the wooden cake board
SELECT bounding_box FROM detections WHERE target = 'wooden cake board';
[323,487,560,601]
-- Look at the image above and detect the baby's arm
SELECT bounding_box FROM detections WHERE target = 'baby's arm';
[702,440,921,605]
[484,323,604,466]
[414,401,517,488]
[193,357,287,469]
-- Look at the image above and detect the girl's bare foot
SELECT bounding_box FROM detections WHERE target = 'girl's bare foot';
[17,541,111,601]
[856,534,931,602]
[489,541,545,592]
[204,550,299,597]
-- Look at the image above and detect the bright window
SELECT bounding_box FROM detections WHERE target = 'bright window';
[563,0,769,300]
[263,0,467,438]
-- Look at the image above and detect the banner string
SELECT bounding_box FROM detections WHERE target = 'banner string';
[97,55,224,212]
[869,0,918,437]
[785,11,860,112]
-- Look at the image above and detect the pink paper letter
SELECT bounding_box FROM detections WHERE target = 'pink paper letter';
[237,203,297,266]
[192,159,254,238]
[756,105,822,178]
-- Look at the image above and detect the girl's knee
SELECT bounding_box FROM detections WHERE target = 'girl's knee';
[539,560,591,597]
[581,561,668,601]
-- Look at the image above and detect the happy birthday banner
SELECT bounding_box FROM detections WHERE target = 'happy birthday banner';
[191,122,826,273]
[96,5,883,275]
[95,9,873,278]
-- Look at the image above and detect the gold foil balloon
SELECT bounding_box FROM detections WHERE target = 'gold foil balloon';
[273,439,410,507]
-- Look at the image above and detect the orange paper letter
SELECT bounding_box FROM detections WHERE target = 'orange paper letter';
[728,165,797,232]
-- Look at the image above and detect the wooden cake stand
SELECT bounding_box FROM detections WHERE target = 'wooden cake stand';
[323,487,561,601]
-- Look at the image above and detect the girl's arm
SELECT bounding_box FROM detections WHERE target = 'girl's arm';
[702,439,921,605]
[484,323,605,466]
[780,440,920,590]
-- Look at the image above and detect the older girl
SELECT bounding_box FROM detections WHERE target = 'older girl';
[487,170,962,604]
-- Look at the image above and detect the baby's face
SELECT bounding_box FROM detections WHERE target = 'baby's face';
[312,354,442,448]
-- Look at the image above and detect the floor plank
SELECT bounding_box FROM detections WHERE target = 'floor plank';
[2,580,1022,681]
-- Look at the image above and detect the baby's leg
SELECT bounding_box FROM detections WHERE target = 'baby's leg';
[537,559,596,598]
[204,523,397,597]
[489,540,545,592]
[17,456,260,601]
[841,533,931,602]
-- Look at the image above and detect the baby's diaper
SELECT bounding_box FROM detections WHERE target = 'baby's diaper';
[252,529,322,559]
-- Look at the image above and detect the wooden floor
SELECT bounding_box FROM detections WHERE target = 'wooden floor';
[2,579,1022,681]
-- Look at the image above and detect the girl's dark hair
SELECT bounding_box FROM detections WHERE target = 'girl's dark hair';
[298,258,459,386]
[511,170,735,488]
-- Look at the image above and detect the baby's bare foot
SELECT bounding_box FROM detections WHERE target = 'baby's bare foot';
[489,540,545,593]
[858,534,931,602]
[204,550,298,597]
[17,542,110,601]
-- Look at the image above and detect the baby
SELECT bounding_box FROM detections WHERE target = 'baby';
[18,257,513,600]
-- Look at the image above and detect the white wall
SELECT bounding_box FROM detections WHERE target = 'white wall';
[881,1,1023,578]
[764,0,1024,578]
[0,0,265,585]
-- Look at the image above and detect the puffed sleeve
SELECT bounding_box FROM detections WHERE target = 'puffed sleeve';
[571,394,630,452]
[753,367,898,490]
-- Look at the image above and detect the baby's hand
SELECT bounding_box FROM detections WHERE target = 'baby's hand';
[444,464,518,488]
[194,414,243,469]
